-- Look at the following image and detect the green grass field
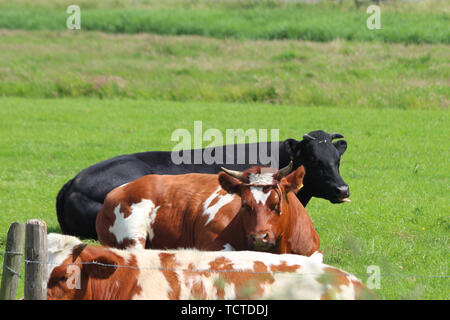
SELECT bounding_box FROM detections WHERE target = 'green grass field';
[0,0,448,44]
[0,0,448,300]
[0,98,448,299]
[0,30,448,109]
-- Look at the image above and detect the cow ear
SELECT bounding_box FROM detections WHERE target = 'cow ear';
[218,172,242,194]
[333,140,347,155]
[285,139,299,156]
[282,165,306,194]
[82,246,119,279]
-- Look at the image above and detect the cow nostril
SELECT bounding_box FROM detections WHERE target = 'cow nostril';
[337,185,349,197]
[262,233,269,242]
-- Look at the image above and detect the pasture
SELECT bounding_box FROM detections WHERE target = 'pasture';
[0,98,448,299]
[0,0,448,44]
[0,0,448,300]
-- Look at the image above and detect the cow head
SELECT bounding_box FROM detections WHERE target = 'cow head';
[286,130,350,204]
[218,162,305,252]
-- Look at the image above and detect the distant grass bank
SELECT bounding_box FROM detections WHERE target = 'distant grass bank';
[0,30,448,109]
[0,2,448,44]
[0,97,448,299]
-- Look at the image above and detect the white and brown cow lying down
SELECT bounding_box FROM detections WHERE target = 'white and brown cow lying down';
[46,234,375,300]
[96,163,320,256]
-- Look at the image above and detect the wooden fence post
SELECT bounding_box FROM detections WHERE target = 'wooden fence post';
[24,219,47,300]
[0,222,25,300]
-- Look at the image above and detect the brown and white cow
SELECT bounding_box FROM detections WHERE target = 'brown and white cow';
[96,163,320,256]
[46,233,375,300]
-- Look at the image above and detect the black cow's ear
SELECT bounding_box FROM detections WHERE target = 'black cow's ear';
[285,139,300,156]
[333,140,347,155]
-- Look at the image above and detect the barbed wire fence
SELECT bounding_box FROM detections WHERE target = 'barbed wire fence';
[0,220,449,300]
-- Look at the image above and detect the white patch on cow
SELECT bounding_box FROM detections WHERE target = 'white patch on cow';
[148,205,160,241]
[203,186,235,225]
[250,186,271,205]
[109,199,155,249]
[248,172,275,205]
[132,250,173,300]
[248,172,274,185]
[264,251,330,300]
[335,282,356,299]
[222,281,237,299]
[220,243,235,252]
[118,182,129,188]
[46,233,83,280]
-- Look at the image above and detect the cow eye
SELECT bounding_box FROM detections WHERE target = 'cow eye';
[271,201,280,212]
[241,199,250,209]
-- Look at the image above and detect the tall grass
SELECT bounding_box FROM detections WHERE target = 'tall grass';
[0,2,448,44]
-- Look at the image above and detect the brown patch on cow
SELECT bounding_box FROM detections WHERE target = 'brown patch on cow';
[119,237,139,249]
[318,267,352,300]
[323,267,351,287]
[159,252,181,299]
[185,262,210,278]
[208,256,235,272]
[253,261,269,273]
[270,261,301,273]
[351,280,377,300]
[181,262,211,299]
[208,190,227,208]
[206,256,275,299]
[71,243,88,259]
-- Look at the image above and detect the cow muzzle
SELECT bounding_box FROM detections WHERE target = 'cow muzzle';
[248,232,276,251]
[331,185,351,203]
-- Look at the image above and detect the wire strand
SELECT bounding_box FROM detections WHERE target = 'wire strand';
[21,259,450,279]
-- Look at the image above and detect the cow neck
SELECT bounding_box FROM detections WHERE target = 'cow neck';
[283,152,311,207]
[278,191,319,256]
[296,187,312,207]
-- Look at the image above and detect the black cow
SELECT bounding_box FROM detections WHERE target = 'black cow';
[56,130,349,239]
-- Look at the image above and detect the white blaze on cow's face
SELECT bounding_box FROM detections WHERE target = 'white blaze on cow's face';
[248,171,276,205]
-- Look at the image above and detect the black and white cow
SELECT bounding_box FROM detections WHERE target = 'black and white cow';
[56,130,350,239]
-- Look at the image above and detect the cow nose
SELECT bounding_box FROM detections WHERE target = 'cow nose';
[251,232,270,243]
[336,185,350,198]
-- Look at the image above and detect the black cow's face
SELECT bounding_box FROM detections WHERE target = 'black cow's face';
[287,130,350,203]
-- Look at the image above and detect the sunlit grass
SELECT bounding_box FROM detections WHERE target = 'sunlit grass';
[0,30,448,109]
[0,97,448,299]
[0,1,448,44]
